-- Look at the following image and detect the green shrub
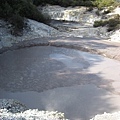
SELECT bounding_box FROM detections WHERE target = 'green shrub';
[0,2,13,18]
[95,10,100,16]
[93,0,116,9]
[94,14,120,31]
[107,15,120,31]
[33,0,94,7]
[0,0,48,36]
[93,20,108,27]
[9,14,25,36]
[33,0,118,7]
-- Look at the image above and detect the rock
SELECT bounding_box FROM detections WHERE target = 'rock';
[0,5,120,51]
[110,29,120,42]
[0,109,68,120]
[108,6,120,16]
[0,99,68,120]
[0,19,60,49]
[90,111,120,120]
[40,5,101,25]
[41,5,110,39]
[0,99,27,113]
[27,19,59,37]
[1,99,120,120]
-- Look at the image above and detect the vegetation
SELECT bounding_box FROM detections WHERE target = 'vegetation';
[93,0,116,9]
[94,14,120,31]
[33,0,118,8]
[33,0,94,7]
[0,0,119,35]
[0,0,48,35]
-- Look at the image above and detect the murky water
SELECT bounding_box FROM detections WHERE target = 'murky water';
[0,46,120,120]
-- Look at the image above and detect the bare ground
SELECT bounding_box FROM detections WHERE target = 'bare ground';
[0,36,120,61]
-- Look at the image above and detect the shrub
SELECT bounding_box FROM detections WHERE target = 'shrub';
[107,15,120,31]
[33,0,118,7]
[93,20,108,27]
[95,10,100,16]
[9,14,25,36]
[0,0,48,35]
[33,0,94,7]
[0,2,13,19]
[94,14,120,31]
[93,0,116,9]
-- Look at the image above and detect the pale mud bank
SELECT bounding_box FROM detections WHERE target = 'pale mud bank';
[1,99,120,120]
[0,99,68,120]
[0,19,60,49]
[41,5,120,42]
[0,6,120,50]
[90,112,120,120]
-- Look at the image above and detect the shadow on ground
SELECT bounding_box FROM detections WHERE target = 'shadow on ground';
[0,46,120,120]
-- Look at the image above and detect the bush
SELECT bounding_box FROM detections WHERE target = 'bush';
[9,14,25,36]
[33,0,94,7]
[94,14,120,31]
[107,15,120,31]
[93,0,116,9]
[93,20,108,27]
[0,2,13,19]
[0,0,48,35]
[33,0,118,7]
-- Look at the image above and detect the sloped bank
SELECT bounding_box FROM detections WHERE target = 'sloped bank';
[0,36,120,61]
[0,19,60,49]
[0,6,120,61]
